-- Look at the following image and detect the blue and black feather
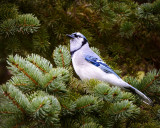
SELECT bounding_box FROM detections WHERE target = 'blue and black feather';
[85,55,120,78]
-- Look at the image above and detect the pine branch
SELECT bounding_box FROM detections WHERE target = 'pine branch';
[80,122,103,128]
[7,54,70,94]
[3,91,25,113]
[138,69,160,94]
[75,95,99,113]
[94,83,135,103]
[0,0,160,126]
[0,111,15,114]
[41,68,69,93]
[0,3,18,21]
[142,74,160,91]
[8,75,36,93]
[32,27,50,53]
[11,61,39,85]
[29,95,61,127]
[30,61,47,73]
[108,100,140,121]
[7,55,44,87]
[61,104,73,112]
[27,54,53,74]
[53,45,71,67]
[60,49,65,67]
[2,84,30,114]
[44,76,57,87]
[1,46,159,127]
[0,14,40,36]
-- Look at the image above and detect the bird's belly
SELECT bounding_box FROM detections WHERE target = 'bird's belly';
[73,62,126,88]
[73,61,120,83]
[74,63,105,80]
[72,52,124,87]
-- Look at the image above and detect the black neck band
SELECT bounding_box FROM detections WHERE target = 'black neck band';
[70,38,88,57]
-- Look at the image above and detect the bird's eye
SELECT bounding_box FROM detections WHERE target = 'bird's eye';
[74,34,81,38]
[74,34,78,37]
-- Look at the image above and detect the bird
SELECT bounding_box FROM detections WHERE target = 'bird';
[66,32,152,105]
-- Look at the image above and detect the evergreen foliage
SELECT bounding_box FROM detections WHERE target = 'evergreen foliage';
[0,2,47,60]
[0,0,160,74]
[1,45,160,128]
[0,0,160,127]
[0,14,40,36]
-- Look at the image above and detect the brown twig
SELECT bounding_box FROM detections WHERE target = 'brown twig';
[35,104,44,113]
[0,111,15,114]
[45,76,57,87]
[3,92,25,113]
[12,62,38,85]
[14,84,28,86]
[113,107,127,115]
[142,74,160,91]
[31,61,47,73]
[77,103,92,110]
[59,49,65,67]
[61,104,72,112]
[13,121,25,128]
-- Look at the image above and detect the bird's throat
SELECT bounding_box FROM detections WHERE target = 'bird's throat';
[70,39,88,57]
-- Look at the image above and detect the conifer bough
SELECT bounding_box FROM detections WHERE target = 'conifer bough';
[0,14,40,36]
[0,45,160,128]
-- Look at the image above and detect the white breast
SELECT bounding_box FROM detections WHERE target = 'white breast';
[72,50,125,88]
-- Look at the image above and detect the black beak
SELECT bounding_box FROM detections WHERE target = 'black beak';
[66,34,74,39]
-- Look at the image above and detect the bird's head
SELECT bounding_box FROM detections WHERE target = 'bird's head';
[66,32,88,53]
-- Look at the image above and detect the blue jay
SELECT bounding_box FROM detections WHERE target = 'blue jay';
[67,32,152,105]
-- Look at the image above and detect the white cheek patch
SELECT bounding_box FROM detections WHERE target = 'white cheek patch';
[70,38,83,52]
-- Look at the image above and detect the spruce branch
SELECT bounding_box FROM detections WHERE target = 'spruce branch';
[41,68,69,93]
[142,73,160,91]
[119,21,135,38]
[9,75,36,93]
[2,84,30,113]
[0,111,15,114]
[0,14,40,36]
[15,14,40,33]
[1,46,159,127]
[32,27,50,53]
[0,3,18,21]
[124,69,160,95]
[7,55,43,86]
[30,60,47,73]
[0,92,22,116]
[80,122,103,128]
[27,54,53,74]
[0,0,160,127]
[94,83,135,103]
[152,0,160,15]
[53,45,71,67]
[58,93,78,115]
[75,95,99,113]
[108,100,140,121]
[7,54,70,94]
[0,19,16,36]
[3,91,25,113]
[61,103,73,113]
[60,49,65,67]
[29,94,61,126]
[11,60,39,85]
[92,0,109,13]
[44,76,57,88]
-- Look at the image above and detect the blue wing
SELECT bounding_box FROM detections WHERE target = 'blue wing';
[85,55,120,78]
